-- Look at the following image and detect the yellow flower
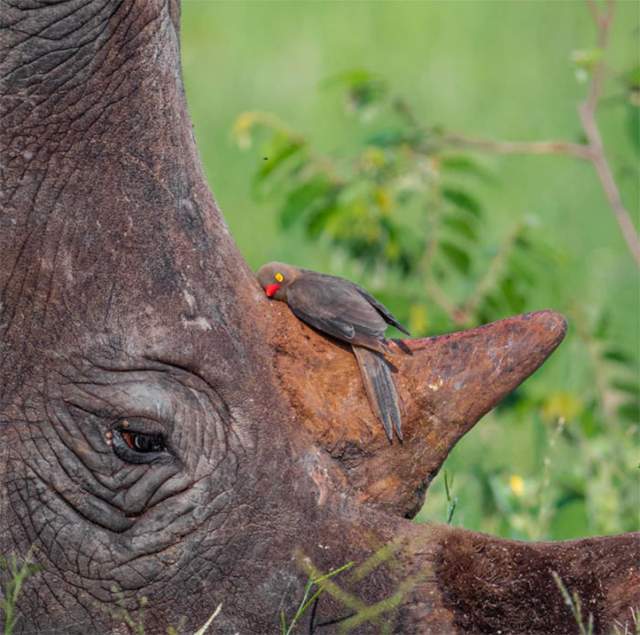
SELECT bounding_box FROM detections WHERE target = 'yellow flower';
[542,391,583,423]
[509,474,525,497]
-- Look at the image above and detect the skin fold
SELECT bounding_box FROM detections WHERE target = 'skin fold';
[1,2,637,633]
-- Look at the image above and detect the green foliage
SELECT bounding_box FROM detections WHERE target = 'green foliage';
[234,64,638,539]
[106,589,149,635]
[288,542,427,633]
[552,571,594,635]
[281,560,354,634]
[624,65,640,156]
[104,587,220,634]
[233,78,559,336]
[0,551,40,635]
[444,470,458,525]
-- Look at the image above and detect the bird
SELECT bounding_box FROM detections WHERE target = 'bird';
[256,262,410,442]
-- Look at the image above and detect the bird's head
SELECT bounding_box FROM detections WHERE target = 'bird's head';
[256,262,300,301]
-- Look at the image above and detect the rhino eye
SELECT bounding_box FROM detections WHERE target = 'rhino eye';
[122,430,164,453]
[111,422,170,464]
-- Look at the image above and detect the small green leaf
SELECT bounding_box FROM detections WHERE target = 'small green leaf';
[256,136,305,183]
[611,378,639,396]
[627,104,640,156]
[513,234,532,251]
[618,401,640,422]
[602,348,637,367]
[440,155,493,183]
[306,203,342,238]
[279,177,333,229]
[366,129,408,148]
[321,69,388,112]
[321,69,381,90]
[440,241,471,274]
[442,186,482,217]
[442,215,478,242]
[623,65,640,91]
[500,276,526,312]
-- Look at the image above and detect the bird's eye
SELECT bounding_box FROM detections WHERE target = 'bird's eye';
[275,272,284,282]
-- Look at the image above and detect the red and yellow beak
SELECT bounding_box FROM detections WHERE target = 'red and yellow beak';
[265,283,281,298]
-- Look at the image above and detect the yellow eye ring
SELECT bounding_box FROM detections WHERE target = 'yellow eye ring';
[274,272,284,282]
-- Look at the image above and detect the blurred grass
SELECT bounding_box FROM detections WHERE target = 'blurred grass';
[181,1,639,539]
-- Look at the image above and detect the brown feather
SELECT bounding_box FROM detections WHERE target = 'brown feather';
[353,346,403,442]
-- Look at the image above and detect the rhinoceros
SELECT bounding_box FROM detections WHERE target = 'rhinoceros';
[1,1,637,633]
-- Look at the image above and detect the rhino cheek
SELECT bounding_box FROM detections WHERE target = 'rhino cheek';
[3,356,246,601]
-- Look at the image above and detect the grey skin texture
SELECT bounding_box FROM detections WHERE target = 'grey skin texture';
[257,262,408,441]
[1,2,638,634]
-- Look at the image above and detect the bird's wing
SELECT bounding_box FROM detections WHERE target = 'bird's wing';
[287,275,387,345]
[353,284,411,336]
[289,305,356,343]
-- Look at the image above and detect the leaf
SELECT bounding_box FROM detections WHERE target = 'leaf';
[618,401,640,422]
[306,203,342,238]
[256,135,305,184]
[366,129,409,148]
[602,348,638,368]
[321,68,382,90]
[623,65,640,92]
[627,103,640,156]
[322,69,387,105]
[507,252,537,286]
[440,155,493,183]
[498,276,526,312]
[478,293,502,320]
[610,378,640,396]
[442,215,478,242]
[513,234,532,251]
[440,241,471,274]
[279,177,333,229]
[442,186,482,217]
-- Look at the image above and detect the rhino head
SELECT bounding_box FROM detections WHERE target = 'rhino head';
[1,1,637,633]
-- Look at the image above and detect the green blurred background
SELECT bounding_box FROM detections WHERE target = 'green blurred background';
[181,0,639,540]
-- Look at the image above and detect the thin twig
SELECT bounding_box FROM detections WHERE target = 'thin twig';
[579,0,640,266]
[441,133,593,161]
[438,0,639,267]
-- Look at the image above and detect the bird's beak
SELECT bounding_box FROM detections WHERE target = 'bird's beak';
[265,283,281,298]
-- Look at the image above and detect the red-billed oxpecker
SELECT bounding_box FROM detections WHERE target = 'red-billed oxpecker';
[256,262,410,442]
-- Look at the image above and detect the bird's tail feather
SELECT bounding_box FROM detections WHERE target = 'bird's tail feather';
[353,346,403,442]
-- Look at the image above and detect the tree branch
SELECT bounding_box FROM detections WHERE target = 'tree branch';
[438,0,640,267]
[440,133,594,161]
[579,0,640,266]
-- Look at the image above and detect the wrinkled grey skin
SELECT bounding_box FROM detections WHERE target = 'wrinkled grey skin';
[0,1,361,631]
[1,2,638,634]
